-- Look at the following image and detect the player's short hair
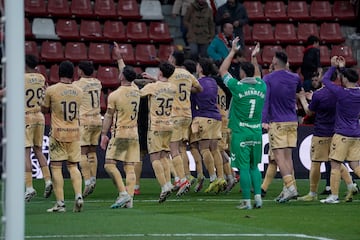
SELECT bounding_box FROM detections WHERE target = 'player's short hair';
[159,61,175,78]
[198,58,216,76]
[122,66,137,82]
[239,62,255,77]
[342,68,359,83]
[183,59,197,75]
[306,35,320,46]
[59,61,74,79]
[275,51,288,65]
[172,50,185,66]
[78,61,94,76]
[25,54,38,69]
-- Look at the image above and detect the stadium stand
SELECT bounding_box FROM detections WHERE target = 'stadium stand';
[32,18,59,40]
[117,0,142,20]
[47,0,71,18]
[64,42,88,63]
[25,41,39,59]
[310,1,333,21]
[252,23,275,44]
[79,20,103,41]
[94,0,117,19]
[88,43,112,64]
[127,21,150,42]
[103,20,127,42]
[149,22,172,43]
[274,23,297,44]
[56,19,80,40]
[25,18,33,39]
[140,0,164,20]
[111,43,136,65]
[40,41,64,62]
[287,1,311,22]
[333,0,356,21]
[70,0,94,18]
[264,1,287,22]
[97,66,120,88]
[297,23,319,44]
[135,44,158,65]
[331,45,358,66]
[25,0,47,17]
[242,1,265,22]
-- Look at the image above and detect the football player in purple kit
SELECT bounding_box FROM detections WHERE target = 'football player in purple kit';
[190,58,227,193]
[262,51,302,203]
[320,56,360,204]
[298,60,358,202]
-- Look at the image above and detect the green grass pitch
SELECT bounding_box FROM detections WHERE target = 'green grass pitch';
[1,178,360,240]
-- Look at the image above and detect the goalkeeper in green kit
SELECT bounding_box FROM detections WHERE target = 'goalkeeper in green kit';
[219,37,266,210]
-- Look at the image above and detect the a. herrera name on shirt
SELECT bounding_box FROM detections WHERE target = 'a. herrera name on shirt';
[238,89,265,99]
[239,122,261,129]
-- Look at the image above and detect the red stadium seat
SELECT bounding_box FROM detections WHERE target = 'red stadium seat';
[47,0,71,17]
[149,22,172,43]
[25,41,39,59]
[297,23,319,45]
[80,20,102,41]
[261,45,283,67]
[64,42,87,63]
[111,44,136,65]
[286,45,304,67]
[135,44,158,65]
[287,1,311,22]
[56,19,79,40]
[70,0,93,18]
[252,23,275,44]
[333,1,356,21]
[40,41,64,62]
[35,65,48,82]
[319,23,345,44]
[243,1,265,22]
[274,23,297,44]
[158,44,175,62]
[243,24,253,45]
[49,64,60,85]
[126,21,149,42]
[264,1,287,22]
[88,43,112,64]
[117,0,142,20]
[319,45,331,66]
[97,66,120,88]
[25,0,47,16]
[25,18,33,39]
[94,0,117,19]
[331,45,357,66]
[243,45,263,65]
[310,1,333,21]
[103,21,127,42]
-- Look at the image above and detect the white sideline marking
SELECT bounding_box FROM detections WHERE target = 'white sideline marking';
[24,233,335,240]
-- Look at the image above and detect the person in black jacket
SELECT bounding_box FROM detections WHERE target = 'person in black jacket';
[301,35,321,92]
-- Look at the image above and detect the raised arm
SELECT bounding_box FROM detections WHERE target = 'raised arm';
[113,42,125,72]
[321,56,341,95]
[251,42,261,78]
[219,37,240,78]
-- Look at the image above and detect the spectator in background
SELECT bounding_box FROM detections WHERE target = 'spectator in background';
[349,0,360,39]
[215,0,248,50]
[301,35,321,92]
[184,0,215,60]
[172,0,193,46]
[207,21,235,64]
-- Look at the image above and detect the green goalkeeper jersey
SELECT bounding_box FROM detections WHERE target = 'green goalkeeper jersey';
[223,73,266,133]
